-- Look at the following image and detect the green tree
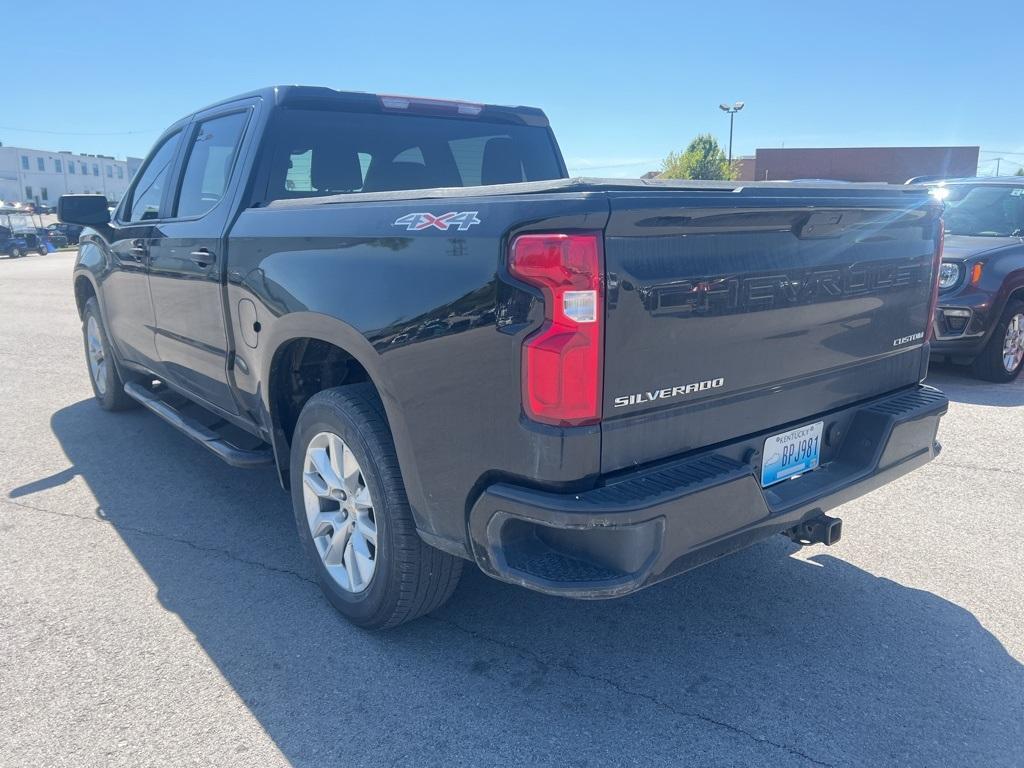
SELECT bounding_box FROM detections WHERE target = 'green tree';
[659,134,730,180]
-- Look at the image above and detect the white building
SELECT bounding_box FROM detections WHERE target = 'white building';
[0,144,143,207]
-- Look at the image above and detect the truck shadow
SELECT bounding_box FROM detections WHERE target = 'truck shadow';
[15,399,1024,767]
[927,364,1024,407]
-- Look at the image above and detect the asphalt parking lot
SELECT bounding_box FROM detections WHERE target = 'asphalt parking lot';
[1,251,1022,768]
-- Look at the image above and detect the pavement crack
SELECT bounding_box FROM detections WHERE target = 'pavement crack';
[427,614,834,768]
[0,496,317,587]
[937,460,1022,477]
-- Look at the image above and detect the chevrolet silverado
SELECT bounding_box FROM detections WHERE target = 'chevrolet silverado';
[60,86,948,628]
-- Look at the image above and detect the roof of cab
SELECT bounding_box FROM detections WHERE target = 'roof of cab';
[190,85,550,127]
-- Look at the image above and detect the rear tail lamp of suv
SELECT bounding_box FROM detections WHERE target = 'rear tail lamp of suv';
[508,233,603,426]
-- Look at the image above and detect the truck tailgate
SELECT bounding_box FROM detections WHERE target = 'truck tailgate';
[601,187,942,473]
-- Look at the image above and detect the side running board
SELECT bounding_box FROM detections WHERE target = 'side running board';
[124,382,274,469]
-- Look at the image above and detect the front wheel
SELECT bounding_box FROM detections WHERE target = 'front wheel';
[82,298,137,410]
[9,246,23,258]
[290,384,463,629]
[972,300,1024,383]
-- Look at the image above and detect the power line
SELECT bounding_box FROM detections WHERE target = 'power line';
[979,149,1024,156]
[0,125,158,136]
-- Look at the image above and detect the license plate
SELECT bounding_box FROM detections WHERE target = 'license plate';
[761,421,824,487]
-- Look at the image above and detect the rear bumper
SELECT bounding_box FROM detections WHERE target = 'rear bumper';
[468,385,947,598]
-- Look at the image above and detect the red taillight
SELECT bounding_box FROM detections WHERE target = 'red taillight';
[924,220,945,343]
[508,233,603,426]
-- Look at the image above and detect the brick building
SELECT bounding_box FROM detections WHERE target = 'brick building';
[746,146,979,183]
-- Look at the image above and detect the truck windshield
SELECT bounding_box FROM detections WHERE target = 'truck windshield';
[261,108,565,202]
[937,184,1024,237]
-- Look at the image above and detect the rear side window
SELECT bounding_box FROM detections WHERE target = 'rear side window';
[127,131,182,222]
[175,111,249,218]
[261,108,563,202]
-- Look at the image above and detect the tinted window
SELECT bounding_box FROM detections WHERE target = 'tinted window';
[175,111,248,218]
[127,131,182,222]
[262,108,563,201]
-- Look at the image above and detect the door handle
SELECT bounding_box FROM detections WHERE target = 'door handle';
[129,239,147,261]
[189,248,216,268]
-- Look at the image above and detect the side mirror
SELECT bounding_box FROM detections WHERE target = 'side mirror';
[58,195,111,226]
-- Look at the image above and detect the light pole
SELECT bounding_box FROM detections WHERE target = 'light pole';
[719,101,745,168]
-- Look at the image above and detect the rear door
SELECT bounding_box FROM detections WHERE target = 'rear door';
[600,186,942,473]
[147,105,254,415]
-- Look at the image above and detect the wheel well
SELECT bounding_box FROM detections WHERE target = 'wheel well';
[269,338,374,455]
[74,276,97,318]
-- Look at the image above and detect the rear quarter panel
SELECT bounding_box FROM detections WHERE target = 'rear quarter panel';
[226,194,608,549]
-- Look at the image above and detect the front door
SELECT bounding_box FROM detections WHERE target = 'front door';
[147,108,252,416]
[103,128,185,369]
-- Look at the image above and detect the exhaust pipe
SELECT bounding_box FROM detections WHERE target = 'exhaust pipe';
[784,514,842,546]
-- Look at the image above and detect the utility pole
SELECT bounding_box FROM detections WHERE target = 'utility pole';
[719,101,745,168]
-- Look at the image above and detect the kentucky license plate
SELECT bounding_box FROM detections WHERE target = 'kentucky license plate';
[760,421,824,487]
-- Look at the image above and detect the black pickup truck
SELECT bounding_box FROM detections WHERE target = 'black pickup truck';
[60,86,948,629]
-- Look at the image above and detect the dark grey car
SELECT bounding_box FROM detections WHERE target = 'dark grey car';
[929,179,1024,381]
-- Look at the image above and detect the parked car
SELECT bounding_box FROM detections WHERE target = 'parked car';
[929,179,1024,381]
[906,175,953,185]
[47,222,83,245]
[45,229,69,249]
[60,86,948,629]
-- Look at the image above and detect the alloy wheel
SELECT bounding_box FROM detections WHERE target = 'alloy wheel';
[302,431,378,593]
[1002,313,1024,373]
[86,316,107,395]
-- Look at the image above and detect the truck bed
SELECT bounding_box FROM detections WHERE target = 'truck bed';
[261,176,922,208]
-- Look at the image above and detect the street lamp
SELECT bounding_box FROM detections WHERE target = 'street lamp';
[719,101,745,168]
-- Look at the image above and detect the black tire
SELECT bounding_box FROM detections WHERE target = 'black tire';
[37,245,48,256]
[82,297,137,410]
[9,246,23,258]
[971,299,1024,383]
[290,384,463,629]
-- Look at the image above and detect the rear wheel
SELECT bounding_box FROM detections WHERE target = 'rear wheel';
[972,300,1024,383]
[290,384,463,629]
[37,245,48,256]
[82,298,137,410]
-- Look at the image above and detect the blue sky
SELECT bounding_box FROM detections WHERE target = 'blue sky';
[4,0,1020,177]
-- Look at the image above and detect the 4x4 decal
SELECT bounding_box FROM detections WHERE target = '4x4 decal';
[393,211,481,231]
